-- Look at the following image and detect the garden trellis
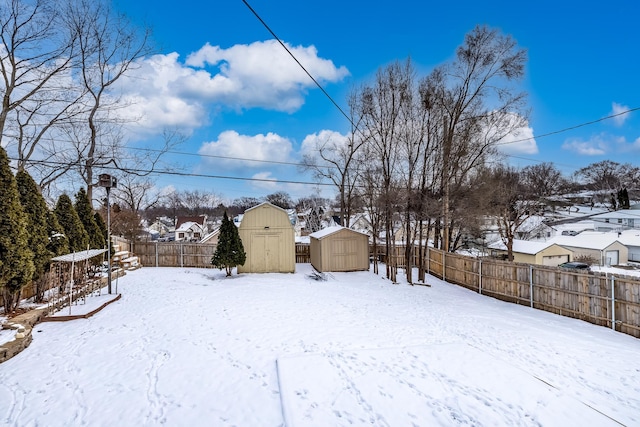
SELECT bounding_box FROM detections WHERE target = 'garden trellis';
[50,249,108,314]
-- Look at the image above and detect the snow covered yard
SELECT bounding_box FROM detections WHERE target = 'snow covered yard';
[1,264,639,426]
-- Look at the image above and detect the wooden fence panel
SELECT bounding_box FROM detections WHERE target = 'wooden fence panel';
[296,244,310,263]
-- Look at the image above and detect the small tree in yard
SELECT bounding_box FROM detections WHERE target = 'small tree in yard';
[211,212,246,276]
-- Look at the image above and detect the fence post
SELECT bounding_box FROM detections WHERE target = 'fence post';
[442,250,446,282]
[529,265,534,308]
[155,241,159,267]
[611,275,616,331]
[426,245,430,275]
[180,243,184,268]
[479,259,483,295]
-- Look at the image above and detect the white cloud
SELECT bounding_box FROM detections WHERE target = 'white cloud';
[249,171,279,191]
[300,130,349,157]
[490,114,538,155]
[185,40,349,112]
[562,135,608,155]
[198,130,294,169]
[114,40,349,134]
[496,125,538,155]
[611,102,631,126]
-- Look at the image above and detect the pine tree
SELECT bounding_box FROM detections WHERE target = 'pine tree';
[16,170,53,302]
[0,147,34,312]
[75,187,104,249]
[46,210,69,257]
[55,194,89,252]
[211,212,246,276]
[94,211,113,255]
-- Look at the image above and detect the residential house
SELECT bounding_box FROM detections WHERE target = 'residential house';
[589,210,639,232]
[175,215,208,242]
[174,221,204,242]
[550,231,628,266]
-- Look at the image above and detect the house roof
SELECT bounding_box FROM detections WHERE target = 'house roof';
[175,221,203,232]
[488,240,565,255]
[549,231,624,250]
[176,215,206,228]
[590,210,640,220]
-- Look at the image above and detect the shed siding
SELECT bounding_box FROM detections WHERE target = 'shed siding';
[237,203,295,273]
[310,227,369,272]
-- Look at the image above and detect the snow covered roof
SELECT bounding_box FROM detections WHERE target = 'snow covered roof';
[309,226,369,239]
[549,231,624,250]
[487,240,563,255]
[590,210,640,219]
[175,221,202,232]
[51,249,108,263]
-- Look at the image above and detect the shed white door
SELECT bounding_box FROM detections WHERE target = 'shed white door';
[605,250,619,266]
[252,234,280,272]
[542,255,569,266]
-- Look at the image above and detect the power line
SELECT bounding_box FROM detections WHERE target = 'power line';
[11,156,335,187]
[129,146,333,169]
[241,0,355,130]
[497,107,640,146]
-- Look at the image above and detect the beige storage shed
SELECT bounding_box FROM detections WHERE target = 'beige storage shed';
[237,202,295,273]
[310,226,370,272]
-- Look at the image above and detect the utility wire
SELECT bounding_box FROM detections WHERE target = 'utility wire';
[241,0,356,131]
[11,156,335,187]
[497,107,639,146]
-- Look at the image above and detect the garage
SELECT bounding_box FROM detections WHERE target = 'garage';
[542,254,570,266]
[310,226,369,272]
[605,250,619,266]
[237,202,295,273]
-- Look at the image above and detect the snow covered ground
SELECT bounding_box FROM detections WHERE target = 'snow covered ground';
[1,264,639,426]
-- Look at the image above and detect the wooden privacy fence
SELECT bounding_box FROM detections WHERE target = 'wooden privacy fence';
[132,242,218,268]
[381,244,640,339]
[131,242,312,268]
[296,243,310,263]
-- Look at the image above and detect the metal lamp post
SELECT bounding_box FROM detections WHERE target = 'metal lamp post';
[98,174,117,294]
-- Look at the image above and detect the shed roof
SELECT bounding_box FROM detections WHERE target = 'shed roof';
[52,248,108,263]
[309,226,369,239]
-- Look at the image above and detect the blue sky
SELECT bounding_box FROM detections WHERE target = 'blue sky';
[112,0,640,202]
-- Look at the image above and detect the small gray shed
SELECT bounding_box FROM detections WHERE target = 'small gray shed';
[237,202,295,273]
[309,226,369,272]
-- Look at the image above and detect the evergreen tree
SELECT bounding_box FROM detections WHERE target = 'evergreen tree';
[46,210,69,257]
[94,211,113,255]
[16,170,53,279]
[211,212,246,276]
[55,194,89,252]
[0,147,34,312]
[75,187,104,249]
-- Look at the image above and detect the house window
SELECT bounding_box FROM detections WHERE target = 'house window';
[618,219,622,224]
[178,233,184,238]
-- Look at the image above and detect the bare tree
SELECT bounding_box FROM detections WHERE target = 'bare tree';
[521,162,566,197]
[64,0,151,202]
[428,25,528,251]
[0,0,79,159]
[483,165,537,261]
[358,60,415,281]
[302,89,367,227]
[111,174,161,213]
